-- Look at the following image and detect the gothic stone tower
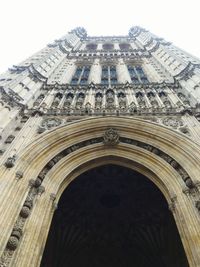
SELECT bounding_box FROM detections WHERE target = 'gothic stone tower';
[0,26,200,267]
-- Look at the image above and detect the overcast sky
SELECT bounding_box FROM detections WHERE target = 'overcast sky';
[0,0,200,73]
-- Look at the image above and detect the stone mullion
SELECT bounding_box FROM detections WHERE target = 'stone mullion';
[134,67,142,83]
[77,67,85,84]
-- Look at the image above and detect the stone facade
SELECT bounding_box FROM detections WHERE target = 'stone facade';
[0,26,200,266]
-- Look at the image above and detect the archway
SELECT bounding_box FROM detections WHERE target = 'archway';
[3,116,200,267]
[41,164,189,267]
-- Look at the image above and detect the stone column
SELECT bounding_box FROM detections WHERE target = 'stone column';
[116,59,131,83]
[97,43,103,50]
[88,58,101,84]
[114,43,120,50]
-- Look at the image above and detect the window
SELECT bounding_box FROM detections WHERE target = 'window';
[101,66,109,85]
[119,43,130,50]
[86,43,97,50]
[110,66,117,85]
[127,65,149,84]
[101,65,118,86]
[70,66,91,85]
[103,43,114,50]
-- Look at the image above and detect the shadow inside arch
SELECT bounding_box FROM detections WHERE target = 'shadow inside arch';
[41,164,189,267]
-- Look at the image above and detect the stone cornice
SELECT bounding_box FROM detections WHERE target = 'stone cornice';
[0,87,25,108]
[174,62,200,81]
[146,42,160,53]
[58,43,70,53]
[66,53,151,61]
[42,81,180,91]
[28,64,48,82]
[71,48,147,53]
[85,36,129,42]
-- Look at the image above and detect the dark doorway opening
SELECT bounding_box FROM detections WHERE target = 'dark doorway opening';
[41,165,189,267]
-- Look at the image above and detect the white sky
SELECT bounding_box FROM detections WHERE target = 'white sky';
[0,0,200,73]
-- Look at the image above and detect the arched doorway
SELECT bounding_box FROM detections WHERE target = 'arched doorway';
[41,164,189,267]
[5,116,200,267]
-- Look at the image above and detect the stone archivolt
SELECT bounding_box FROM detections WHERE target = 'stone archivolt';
[0,117,200,266]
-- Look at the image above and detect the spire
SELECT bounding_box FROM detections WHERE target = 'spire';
[70,27,87,38]
[128,26,148,37]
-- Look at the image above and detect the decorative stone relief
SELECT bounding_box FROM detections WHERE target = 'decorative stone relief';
[168,195,177,213]
[120,136,194,190]
[162,117,183,129]
[95,93,103,109]
[75,93,85,110]
[41,118,62,130]
[118,93,126,110]
[179,126,190,136]
[15,171,23,180]
[4,155,16,168]
[106,90,115,110]
[103,128,119,146]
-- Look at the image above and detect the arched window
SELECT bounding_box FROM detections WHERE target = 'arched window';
[127,65,149,84]
[70,66,91,85]
[86,43,97,50]
[119,43,130,50]
[101,65,118,86]
[103,43,114,50]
